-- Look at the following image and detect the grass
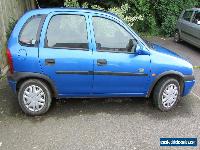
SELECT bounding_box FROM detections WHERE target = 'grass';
[193,66,200,69]
[0,74,6,81]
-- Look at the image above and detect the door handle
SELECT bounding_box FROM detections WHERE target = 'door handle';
[45,59,55,65]
[97,59,107,66]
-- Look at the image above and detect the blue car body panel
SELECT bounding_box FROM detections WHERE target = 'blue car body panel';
[6,11,42,74]
[150,45,193,77]
[7,8,195,98]
[92,51,151,95]
[183,80,195,96]
[39,12,94,95]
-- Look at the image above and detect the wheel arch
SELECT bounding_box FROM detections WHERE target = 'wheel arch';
[147,71,184,98]
[14,72,58,97]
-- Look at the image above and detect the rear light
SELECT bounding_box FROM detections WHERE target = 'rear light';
[6,48,14,74]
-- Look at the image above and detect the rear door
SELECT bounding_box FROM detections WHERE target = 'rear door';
[39,12,93,96]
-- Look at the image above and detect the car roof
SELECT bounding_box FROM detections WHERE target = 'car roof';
[27,7,119,18]
[192,8,200,11]
[186,8,200,11]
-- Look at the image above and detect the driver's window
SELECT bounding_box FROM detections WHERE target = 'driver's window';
[192,11,200,25]
[93,17,134,53]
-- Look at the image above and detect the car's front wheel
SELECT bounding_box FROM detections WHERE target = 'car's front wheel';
[153,77,181,111]
[18,79,52,116]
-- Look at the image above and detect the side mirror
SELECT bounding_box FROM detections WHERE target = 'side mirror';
[126,39,137,53]
[136,46,150,55]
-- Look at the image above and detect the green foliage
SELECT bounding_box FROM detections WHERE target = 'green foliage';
[64,0,199,36]
[108,4,143,27]
[154,0,199,36]
[114,0,158,35]
[64,1,143,29]
[6,17,17,40]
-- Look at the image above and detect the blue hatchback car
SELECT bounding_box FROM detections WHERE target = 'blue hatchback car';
[7,8,195,115]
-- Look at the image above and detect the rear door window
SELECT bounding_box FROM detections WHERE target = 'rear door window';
[46,15,88,50]
[19,15,43,47]
[182,10,193,22]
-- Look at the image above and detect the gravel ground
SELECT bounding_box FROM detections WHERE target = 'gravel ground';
[0,37,200,150]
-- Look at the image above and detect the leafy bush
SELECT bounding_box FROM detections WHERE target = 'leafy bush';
[64,0,200,36]
[154,0,199,36]
[108,4,144,27]
[64,1,143,28]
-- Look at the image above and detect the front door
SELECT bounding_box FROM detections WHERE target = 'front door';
[39,13,93,96]
[91,16,151,96]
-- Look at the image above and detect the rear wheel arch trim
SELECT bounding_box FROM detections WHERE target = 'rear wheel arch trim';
[147,71,185,97]
[14,72,58,97]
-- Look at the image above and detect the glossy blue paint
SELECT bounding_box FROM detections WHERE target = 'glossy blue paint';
[150,44,193,77]
[92,50,151,95]
[39,12,93,95]
[7,10,45,74]
[183,80,195,96]
[7,8,195,98]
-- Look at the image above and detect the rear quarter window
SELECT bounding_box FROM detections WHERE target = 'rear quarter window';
[19,15,44,47]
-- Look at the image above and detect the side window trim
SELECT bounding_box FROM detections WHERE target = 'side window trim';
[44,14,89,51]
[35,15,47,46]
[92,16,137,54]
[19,15,46,47]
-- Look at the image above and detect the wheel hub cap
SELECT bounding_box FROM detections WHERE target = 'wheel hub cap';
[162,84,178,109]
[23,85,46,112]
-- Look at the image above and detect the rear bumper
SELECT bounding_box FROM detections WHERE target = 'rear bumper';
[182,79,195,96]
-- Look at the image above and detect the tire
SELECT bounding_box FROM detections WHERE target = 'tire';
[18,79,52,116]
[174,30,181,43]
[153,77,181,111]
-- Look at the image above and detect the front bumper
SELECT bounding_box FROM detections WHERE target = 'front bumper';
[182,75,195,96]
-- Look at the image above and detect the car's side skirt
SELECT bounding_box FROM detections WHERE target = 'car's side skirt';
[57,93,146,98]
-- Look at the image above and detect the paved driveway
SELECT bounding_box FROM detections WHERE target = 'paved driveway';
[0,37,200,150]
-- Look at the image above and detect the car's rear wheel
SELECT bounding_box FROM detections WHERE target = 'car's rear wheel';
[18,79,52,116]
[153,77,181,111]
[174,30,181,43]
